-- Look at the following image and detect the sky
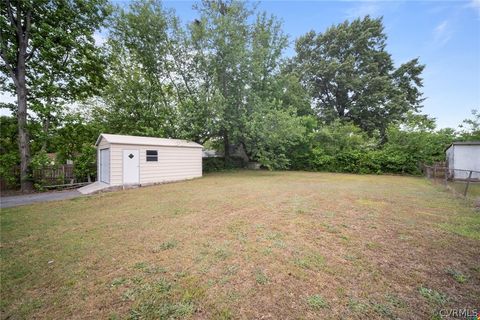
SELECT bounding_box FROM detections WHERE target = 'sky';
[1,0,479,129]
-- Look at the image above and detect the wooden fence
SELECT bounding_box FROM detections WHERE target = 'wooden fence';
[33,164,76,186]
[1,164,96,191]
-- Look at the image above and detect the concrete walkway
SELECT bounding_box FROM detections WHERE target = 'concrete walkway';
[0,190,84,209]
[78,181,110,194]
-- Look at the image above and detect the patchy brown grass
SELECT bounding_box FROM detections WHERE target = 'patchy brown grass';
[1,171,479,319]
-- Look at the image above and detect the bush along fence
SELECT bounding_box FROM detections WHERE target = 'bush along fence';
[202,156,245,172]
[0,164,97,191]
[423,164,480,202]
[32,164,97,190]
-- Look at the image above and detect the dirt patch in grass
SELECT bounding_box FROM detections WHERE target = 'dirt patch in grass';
[1,171,479,319]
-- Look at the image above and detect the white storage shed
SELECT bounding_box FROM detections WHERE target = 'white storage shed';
[96,134,203,186]
[445,141,480,180]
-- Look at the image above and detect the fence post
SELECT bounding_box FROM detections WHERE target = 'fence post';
[464,170,473,197]
[433,165,437,183]
[444,167,448,186]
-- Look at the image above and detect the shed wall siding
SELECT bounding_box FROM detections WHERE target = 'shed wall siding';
[109,143,202,186]
[452,145,480,179]
[110,144,123,185]
[98,138,110,149]
[97,138,111,182]
[446,146,454,170]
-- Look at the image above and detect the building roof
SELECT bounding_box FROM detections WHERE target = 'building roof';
[202,149,222,158]
[96,134,203,148]
[445,141,480,151]
[451,141,480,145]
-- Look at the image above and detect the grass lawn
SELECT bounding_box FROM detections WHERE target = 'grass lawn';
[1,171,479,319]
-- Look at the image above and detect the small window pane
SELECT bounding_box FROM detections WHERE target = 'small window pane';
[146,150,158,162]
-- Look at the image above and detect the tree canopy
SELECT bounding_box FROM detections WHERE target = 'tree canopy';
[1,0,477,190]
[293,16,425,140]
[1,0,110,191]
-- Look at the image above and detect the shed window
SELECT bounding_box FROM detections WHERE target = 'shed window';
[146,150,158,162]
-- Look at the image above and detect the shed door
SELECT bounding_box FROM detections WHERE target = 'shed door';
[123,149,140,184]
[100,148,110,184]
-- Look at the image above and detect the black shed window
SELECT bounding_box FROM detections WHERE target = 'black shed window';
[146,150,158,162]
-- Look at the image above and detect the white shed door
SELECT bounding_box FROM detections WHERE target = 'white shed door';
[123,149,140,184]
[100,148,110,184]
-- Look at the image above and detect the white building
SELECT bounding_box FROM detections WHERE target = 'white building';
[445,141,480,180]
[94,134,202,188]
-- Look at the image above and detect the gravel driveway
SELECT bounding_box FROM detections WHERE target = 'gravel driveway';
[1,190,84,209]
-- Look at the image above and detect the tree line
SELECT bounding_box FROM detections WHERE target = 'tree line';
[1,0,479,191]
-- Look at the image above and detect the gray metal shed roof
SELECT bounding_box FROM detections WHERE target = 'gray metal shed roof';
[95,134,203,148]
[445,141,480,151]
[450,141,480,145]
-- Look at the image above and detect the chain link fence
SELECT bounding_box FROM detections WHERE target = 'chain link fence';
[423,165,480,204]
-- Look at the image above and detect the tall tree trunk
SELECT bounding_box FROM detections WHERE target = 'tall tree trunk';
[2,3,34,192]
[379,126,388,145]
[41,99,52,152]
[223,129,230,163]
[17,39,33,192]
[41,116,50,152]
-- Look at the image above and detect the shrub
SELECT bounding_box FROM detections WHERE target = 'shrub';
[203,157,225,172]
[30,151,52,170]
[285,120,455,175]
[310,147,335,171]
[0,152,19,189]
[203,157,245,172]
[31,151,55,190]
[225,156,245,169]
[358,150,383,174]
[74,144,97,181]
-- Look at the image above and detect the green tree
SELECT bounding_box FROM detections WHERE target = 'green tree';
[74,143,97,182]
[104,0,220,143]
[0,114,17,155]
[0,115,19,188]
[193,0,299,163]
[54,112,103,165]
[1,0,110,191]
[274,72,312,117]
[105,0,177,137]
[248,12,288,102]
[307,121,370,172]
[293,16,425,141]
[192,0,252,158]
[105,0,299,167]
[458,109,480,141]
[380,125,456,173]
[314,120,369,155]
[243,100,306,169]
